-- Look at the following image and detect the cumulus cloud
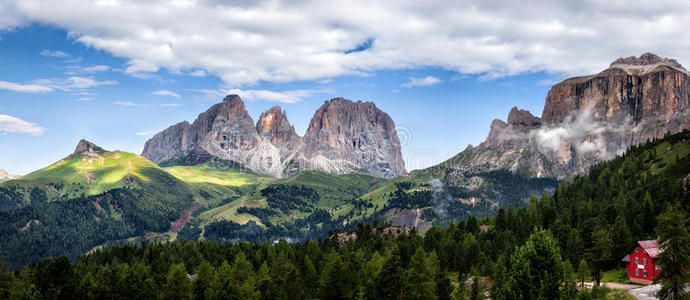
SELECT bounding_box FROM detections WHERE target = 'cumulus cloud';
[0,114,44,135]
[33,76,117,91]
[151,90,181,98]
[40,49,69,57]
[225,88,321,104]
[529,106,634,162]
[83,65,110,73]
[1,1,688,85]
[114,101,143,107]
[135,130,157,136]
[0,81,53,93]
[401,76,442,88]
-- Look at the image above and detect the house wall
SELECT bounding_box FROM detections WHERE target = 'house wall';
[626,245,660,284]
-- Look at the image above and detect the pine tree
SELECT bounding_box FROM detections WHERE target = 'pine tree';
[377,245,405,299]
[578,258,590,288]
[161,263,193,300]
[612,215,633,261]
[656,206,690,300]
[206,261,235,300]
[406,247,436,300]
[230,252,259,299]
[503,229,565,299]
[194,260,212,299]
[562,260,578,299]
[587,228,613,286]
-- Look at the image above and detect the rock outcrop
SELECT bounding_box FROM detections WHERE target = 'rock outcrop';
[142,95,406,178]
[446,53,690,178]
[73,139,105,155]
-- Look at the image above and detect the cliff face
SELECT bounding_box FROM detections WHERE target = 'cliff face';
[447,53,690,178]
[142,96,406,178]
[300,98,406,178]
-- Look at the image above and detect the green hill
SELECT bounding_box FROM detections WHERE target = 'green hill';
[0,141,200,267]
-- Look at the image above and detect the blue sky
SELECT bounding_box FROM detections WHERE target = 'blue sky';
[1,1,688,174]
[0,25,558,174]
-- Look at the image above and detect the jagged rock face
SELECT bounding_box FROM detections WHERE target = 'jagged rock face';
[142,95,406,178]
[256,106,300,147]
[449,53,690,178]
[300,98,406,178]
[450,108,554,177]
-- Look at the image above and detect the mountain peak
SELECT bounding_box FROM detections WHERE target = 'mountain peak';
[507,107,541,126]
[256,105,299,145]
[74,139,105,155]
[610,52,686,72]
[223,94,243,103]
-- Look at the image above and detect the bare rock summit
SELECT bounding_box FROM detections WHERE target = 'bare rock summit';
[142,95,406,178]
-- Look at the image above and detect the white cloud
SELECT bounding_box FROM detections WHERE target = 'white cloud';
[0,114,44,135]
[224,89,321,104]
[0,81,53,93]
[33,76,117,91]
[136,130,156,136]
[40,49,69,57]
[75,97,92,101]
[114,101,144,107]
[160,103,180,107]
[2,1,690,85]
[83,65,110,73]
[401,76,442,88]
[151,90,180,98]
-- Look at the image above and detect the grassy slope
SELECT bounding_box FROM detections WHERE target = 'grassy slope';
[163,163,274,207]
[2,151,171,204]
[195,171,388,227]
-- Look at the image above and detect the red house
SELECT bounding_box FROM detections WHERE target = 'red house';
[621,240,663,284]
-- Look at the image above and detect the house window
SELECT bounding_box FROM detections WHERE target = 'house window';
[635,247,639,252]
[635,257,639,264]
[636,269,639,276]
[643,258,647,265]
[655,265,661,271]
[643,271,648,277]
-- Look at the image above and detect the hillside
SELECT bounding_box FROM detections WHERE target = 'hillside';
[0,140,203,267]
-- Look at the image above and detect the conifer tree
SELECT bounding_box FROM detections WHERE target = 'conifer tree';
[406,247,436,299]
[656,206,690,300]
[161,263,192,300]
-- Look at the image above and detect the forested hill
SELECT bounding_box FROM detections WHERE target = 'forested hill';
[1,131,689,299]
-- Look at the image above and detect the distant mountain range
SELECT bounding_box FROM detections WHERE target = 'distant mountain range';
[0,169,19,181]
[2,52,690,268]
[142,96,406,178]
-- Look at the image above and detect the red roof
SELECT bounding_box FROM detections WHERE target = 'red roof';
[621,254,630,262]
[638,240,662,258]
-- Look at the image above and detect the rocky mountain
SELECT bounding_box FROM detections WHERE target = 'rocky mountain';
[444,52,690,178]
[0,169,19,181]
[142,95,406,178]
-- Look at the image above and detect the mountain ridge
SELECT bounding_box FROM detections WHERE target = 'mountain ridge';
[142,96,406,178]
[438,52,690,179]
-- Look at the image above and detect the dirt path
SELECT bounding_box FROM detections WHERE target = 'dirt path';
[581,282,641,291]
[627,284,661,300]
